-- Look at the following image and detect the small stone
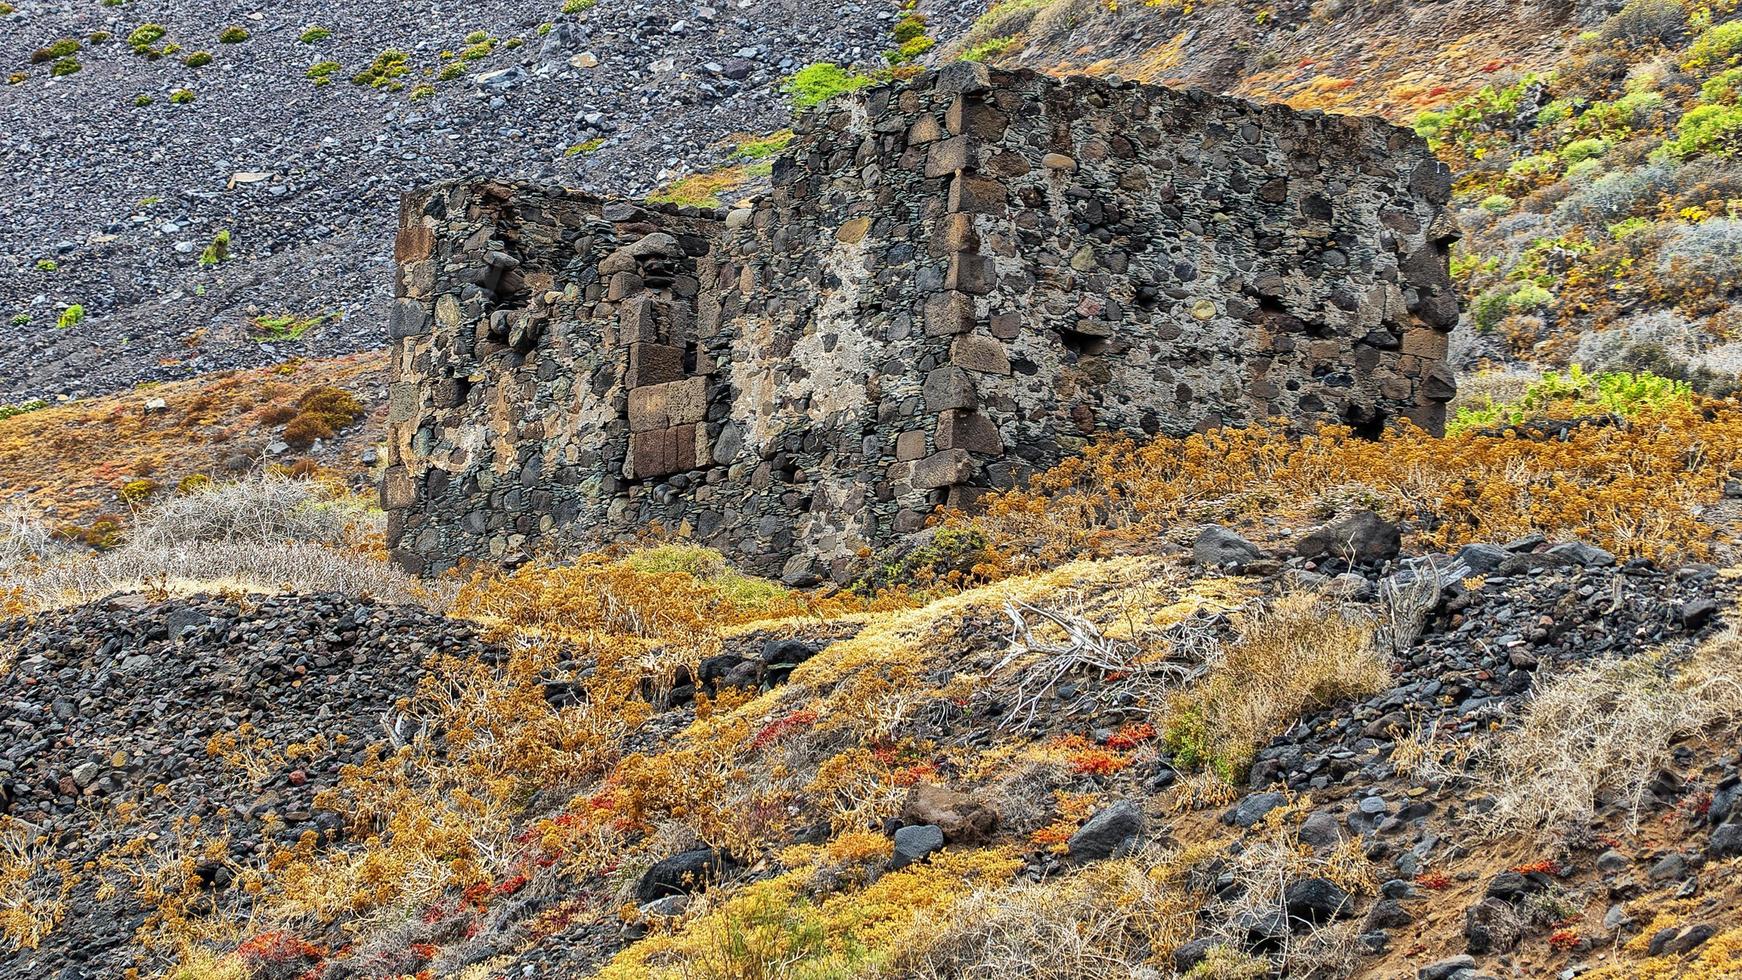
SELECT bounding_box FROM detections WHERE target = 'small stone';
[890,824,946,870]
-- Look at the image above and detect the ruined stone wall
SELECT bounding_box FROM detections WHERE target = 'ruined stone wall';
[384,64,1457,582]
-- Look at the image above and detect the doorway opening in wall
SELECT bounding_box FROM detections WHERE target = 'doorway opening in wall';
[1058,325,1109,357]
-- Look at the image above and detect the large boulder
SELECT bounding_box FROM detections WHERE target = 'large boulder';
[897,784,999,844]
[890,824,946,870]
[1192,525,1265,568]
[1284,877,1353,927]
[1067,800,1143,862]
[635,848,730,902]
[1295,510,1401,564]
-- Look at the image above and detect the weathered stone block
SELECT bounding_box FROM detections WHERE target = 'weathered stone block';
[1401,327,1449,360]
[629,379,708,432]
[946,253,998,295]
[394,220,434,263]
[896,430,927,461]
[627,342,685,387]
[925,136,976,178]
[836,216,871,244]
[913,449,976,489]
[924,366,976,413]
[389,299,430,339]
[627,428,676,480]
[381,466,417,510]
[948,174,1006,214]
[925,291,976,337]
[950,334,1010,375]
[946,96,1007,140]
[937,410,1003,454]
[940,213,979,253]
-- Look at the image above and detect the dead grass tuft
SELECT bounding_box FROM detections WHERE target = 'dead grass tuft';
[1475,624,1742,837]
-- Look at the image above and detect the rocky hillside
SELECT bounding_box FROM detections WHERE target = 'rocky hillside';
[5,0,1705,406]
[8,388,1742,978]
[0,0,977,402]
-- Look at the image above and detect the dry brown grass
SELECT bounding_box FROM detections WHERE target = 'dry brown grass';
[1163,591,1392,781]
[1474,624,1742,838]
[888,842,1195,980]
[0,475,433,616]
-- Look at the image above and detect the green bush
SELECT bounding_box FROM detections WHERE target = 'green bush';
[783,62,877,109]
[183,50,213,67]
[1479,194,1515,215]
[351,49,410,88]
[306,61,341,84]
[1684,20,1742,72]
[1506,152,1562,181]
[1584,89,1667,132]
[199,229,231,266]
[562,0,595,11]
[34,259,57,272]
[298,26,332,43]
[1664,103,1742,158]
[169,87,195,104]
[1702,67,1742,104]
[0,399,48,422]
[37,37,81,60]
[960,36,1016,62]
[218,26,250,43]
[1449,365,1694,433]
[127,24,167,47]
[134,93,153,107]
[57,305,85,330]
[1561,136,1608,163]
[50,57,81,77]
[1508,282,1555,312]
[736,130,793,159]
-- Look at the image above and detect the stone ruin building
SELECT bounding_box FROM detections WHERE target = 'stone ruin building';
[383,63,1458,582]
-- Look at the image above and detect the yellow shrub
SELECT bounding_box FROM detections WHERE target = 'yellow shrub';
[963,407,1742,573]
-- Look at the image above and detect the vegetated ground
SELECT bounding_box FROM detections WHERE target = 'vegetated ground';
[0,0,978,402]
[10,1,1742,978]
[0,352,385,530]
[8,380,1742,979]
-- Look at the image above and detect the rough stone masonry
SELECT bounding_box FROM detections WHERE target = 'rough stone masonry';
[384,64,1457,582]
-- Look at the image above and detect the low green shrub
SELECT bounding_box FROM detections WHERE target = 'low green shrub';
[298,26,332,43]
[783,62,877,109]
[1684,19,1742,72]
[199,229,231,266]
[1664,103,1742,158]
[1449,365,1694,432]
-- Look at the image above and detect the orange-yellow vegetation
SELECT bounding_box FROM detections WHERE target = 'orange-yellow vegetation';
[0,353,383,523]
[959,406,1742,576]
